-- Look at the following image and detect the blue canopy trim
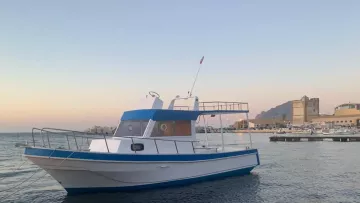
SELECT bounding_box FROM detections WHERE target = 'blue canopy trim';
[121,109,249,121]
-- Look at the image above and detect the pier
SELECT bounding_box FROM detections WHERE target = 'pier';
[269,136,360,142]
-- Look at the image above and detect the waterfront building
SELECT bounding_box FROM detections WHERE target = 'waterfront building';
[292,96,320,125]
[222,97,360,129]
[86,126,117,135]
[238,95,319,128]
[311,103,360,127]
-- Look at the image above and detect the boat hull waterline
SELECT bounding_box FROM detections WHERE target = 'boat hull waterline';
[25,147,260,195]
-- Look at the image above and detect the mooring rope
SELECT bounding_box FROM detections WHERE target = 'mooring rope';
[0,149,57,187]
[2,151,75,200]
[0,168,43,193]
[0,160,28,182]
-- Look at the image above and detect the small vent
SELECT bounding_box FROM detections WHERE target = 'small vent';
[131,143,144,151]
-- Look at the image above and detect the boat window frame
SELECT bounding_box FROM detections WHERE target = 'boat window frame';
[114,120,149,137]
[150,120,192,137]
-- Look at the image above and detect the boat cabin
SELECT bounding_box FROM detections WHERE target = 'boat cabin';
[89,93,249,155]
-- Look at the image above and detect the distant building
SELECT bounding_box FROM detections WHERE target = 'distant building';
[292,96,320,125]
[254,95,319,126]
[86,126,117,135]
[233,118,289,129]
[233,120,255,129]
[236,97,360,128]
[311,103,360,127]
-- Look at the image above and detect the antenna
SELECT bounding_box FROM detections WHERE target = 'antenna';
[189,56,204,97]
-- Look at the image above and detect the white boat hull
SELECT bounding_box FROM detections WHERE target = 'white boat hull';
[24,147,259,195]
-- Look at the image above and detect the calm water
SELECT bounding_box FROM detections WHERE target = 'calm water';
[1,133,360,203]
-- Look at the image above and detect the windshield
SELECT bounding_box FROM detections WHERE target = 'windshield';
[114,120,149,137]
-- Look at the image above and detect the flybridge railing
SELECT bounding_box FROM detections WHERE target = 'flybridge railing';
[31,128,112,152]
[173,105,191,110]
[173,101,249,112]
[199,101,249,111]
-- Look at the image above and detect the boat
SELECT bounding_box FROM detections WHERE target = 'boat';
[24,92,260,195]
[274,129,286,134]
[322,128,357,135]
[15,140,29,148]
[335,128,357,135]
[322,128,335,135]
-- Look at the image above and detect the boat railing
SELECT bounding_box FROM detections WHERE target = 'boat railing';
[122,136,200,154]
[199,101,249,111]
[173,105,190,110]
[31,127,112,153]
[30,128,210,154]
[173,101,248,112]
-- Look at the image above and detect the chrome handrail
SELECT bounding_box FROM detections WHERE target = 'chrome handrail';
[122,136,199,143]
[173,105,190,110]
[31,128,204,155]
[122,136,199,154]
[174,101,249,112]
[31,127,111,153]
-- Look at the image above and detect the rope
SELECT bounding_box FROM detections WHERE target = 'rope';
[0,150,54,192]
[1,170,47,200]
[0,168,43,193]
[2,151,75,200]
[0,160,28,182]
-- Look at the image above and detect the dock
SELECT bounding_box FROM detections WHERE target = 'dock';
[269,136,360,142]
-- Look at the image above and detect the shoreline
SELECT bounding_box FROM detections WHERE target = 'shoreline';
[197,129,308,134]
[234,129,300,133]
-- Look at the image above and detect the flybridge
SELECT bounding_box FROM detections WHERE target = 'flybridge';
[121,102,249,121]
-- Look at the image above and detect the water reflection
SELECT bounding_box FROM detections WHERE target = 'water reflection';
[61,173,261,203]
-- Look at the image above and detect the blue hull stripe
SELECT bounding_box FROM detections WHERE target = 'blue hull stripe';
[24,147,258,162]
[65,166,255,195]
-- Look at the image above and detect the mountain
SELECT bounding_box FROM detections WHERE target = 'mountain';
[255,101,292,120]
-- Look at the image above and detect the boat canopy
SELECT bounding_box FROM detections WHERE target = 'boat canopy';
[121,109,249,121]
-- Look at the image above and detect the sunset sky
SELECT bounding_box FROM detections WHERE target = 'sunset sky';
[1,0,360,132]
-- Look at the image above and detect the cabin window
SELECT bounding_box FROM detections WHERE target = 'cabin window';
[115,120,149,137]
[174,120,192,136]
[151,120,192,137]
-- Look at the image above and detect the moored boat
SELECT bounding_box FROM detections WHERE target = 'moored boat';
[274,129,286,134]
[24,92,260,195]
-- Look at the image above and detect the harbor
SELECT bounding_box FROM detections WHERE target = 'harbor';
[2,1,360,202]
[270,135,360,142]
[4,132,360,202]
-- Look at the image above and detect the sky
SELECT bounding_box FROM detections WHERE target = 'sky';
[1,0,360,132]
